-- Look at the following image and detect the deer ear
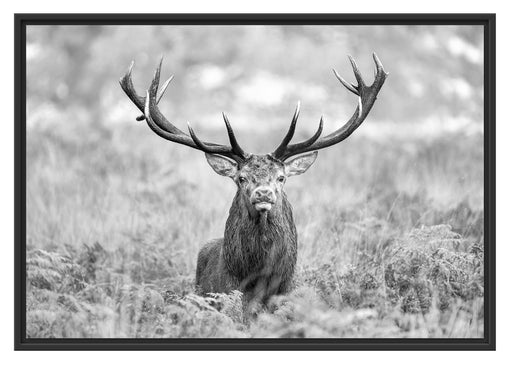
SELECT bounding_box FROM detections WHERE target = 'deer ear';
[205,153,238,178]
[284,151,318,177]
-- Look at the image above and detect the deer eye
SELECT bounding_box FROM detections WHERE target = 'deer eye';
[277,176,286,183]
[238,176,247,184]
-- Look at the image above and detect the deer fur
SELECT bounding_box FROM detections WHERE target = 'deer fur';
[196,187,298,302]
[195,154,316,303]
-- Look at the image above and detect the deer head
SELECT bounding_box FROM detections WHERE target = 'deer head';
[205,152,317,218]
[119,54,388,218]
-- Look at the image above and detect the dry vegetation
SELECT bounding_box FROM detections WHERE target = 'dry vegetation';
[26,125,484,338]
[25,25,484,338]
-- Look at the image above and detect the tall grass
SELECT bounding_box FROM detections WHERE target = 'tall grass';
[26,122,484,338]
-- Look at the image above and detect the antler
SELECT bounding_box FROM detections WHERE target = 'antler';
[272,53,388,161]
[119,58,248,163]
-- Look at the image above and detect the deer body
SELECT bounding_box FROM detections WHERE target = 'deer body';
[120,53,387,304]
[196,176,298,301]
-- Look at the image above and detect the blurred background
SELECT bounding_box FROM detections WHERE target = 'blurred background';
[25,25,485,338]
[27,25,483,137]
[26,24,484,247]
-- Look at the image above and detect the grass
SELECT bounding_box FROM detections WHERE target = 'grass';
[25,121,484,338]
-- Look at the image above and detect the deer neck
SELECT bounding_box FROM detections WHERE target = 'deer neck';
[223,190,298,280]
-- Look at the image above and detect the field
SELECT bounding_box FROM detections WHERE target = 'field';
[25,25,484,338]
[26,127,484,338]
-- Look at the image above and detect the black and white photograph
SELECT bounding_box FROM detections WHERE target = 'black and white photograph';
[15,14,495,349]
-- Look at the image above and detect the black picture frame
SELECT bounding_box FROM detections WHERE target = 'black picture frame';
[14,13,496,351]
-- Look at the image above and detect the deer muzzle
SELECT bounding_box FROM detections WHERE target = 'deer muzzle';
[250,186,276,212]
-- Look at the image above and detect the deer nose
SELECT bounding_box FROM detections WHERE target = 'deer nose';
[251,187,276,203]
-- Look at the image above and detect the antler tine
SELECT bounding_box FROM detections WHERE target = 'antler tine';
[158,75,174,103]
[148,57,162,100]
[372,52,386,74]
[332,68,358,96]
[123,61,149,122]
[222,113,247,159]
[187,123,212,151]
[272,101,301,158]
[273,53,388,161]
[121,59,248,162]
[149,56,174,103]
[274,116,324,160]
[119,61,144,107]
[135,74,174,121]
[188,121,244,163]
[347,55,366,87]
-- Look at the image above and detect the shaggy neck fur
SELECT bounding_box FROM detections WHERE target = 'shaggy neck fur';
[223,189,298,281]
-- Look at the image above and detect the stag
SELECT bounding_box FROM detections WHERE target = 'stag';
[120,53,387,304]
